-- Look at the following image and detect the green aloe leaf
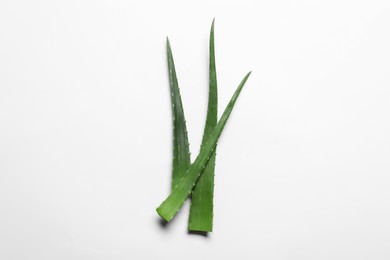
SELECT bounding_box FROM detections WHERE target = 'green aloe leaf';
[156,72,251,222]
[188,19,218,232]
[167,38,191,190]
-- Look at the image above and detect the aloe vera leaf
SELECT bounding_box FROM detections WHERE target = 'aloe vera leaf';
[156,72,251,222]
[167,38,191,190]
[188,20,218,232]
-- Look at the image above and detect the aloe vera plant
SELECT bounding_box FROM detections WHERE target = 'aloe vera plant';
[188,20,218,232]
[166,38,191,190]
[156,72,251,222]
[157,20,251,230]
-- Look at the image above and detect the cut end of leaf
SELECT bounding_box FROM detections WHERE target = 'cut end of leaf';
[188,222,213,232]
[156,207,173,222]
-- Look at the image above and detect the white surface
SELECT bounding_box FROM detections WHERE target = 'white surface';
[1,0,390,259]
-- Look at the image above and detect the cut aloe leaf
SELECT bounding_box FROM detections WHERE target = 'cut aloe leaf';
[156,72,251,222]
[188,20,218,232]
[166,38,191,190]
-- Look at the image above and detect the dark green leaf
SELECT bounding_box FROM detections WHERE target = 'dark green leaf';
[188,19,218,232]
[167,38,191,190]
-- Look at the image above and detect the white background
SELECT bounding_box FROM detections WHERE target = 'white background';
[1,0,390,259]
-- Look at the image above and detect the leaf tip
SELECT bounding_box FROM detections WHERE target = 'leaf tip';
[211,18,215,32]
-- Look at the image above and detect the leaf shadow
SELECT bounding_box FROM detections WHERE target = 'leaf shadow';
[188,230,209,237]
